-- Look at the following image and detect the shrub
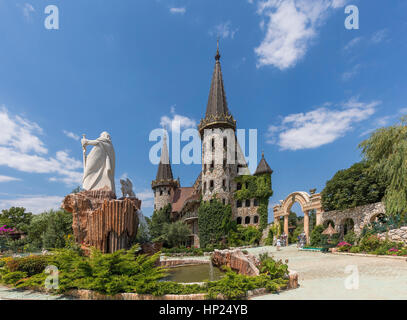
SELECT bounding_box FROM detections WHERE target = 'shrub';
[206,270,286,300]
[259,253,289,279]
[310,225,326,247]
[228,225,262,247]
[344,231,356,245]
[337,242,352,252]
[5,255,50,276]
[359,235,382,252]
[350,246,361,253]
[1,271,27,285]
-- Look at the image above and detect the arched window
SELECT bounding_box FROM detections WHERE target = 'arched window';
[254,216,259,224]
[245,216,251,224]
[253,198,259,206]
[237,217,242,224]
[237,183,242,190]
[160,190,163,196]
[245,199,251,207]
[203,182,207,194]
[236,200,242,208]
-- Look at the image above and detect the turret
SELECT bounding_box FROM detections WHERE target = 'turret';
[151,135,179,211]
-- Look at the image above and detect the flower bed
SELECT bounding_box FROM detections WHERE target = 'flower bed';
[331,235,407,256]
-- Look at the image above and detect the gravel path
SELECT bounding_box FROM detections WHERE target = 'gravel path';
[247,245,407,300]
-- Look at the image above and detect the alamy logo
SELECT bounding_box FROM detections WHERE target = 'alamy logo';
[149,122,258,174]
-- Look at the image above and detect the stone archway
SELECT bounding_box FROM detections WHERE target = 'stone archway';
[273,191,323,244]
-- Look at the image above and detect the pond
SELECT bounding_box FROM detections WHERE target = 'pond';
[163,263,225,283]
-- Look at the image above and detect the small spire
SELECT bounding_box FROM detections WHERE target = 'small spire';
[262,150,265,158]
[215,38,221,61]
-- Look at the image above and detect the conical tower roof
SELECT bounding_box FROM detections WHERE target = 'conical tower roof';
[198,41,236,134]
[155,134,173,181]
[254,152,273,175]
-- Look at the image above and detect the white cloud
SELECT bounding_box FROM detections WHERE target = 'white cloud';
[63,130,80,141]
[18,3,35,19]
[399,107,407,115]
[343,37,362,51]
[210,21,238,39]
[371,29,388,44]
[136,189,154,209]
[254,0,347,70]
[342,64,361,81]
[169,7,186,14]
[0,107,82,186]
[267,98,380,150]
[160,107,196,132]
[0,195,63,214]
[0,175,21,183]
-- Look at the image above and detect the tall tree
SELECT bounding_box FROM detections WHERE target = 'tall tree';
[0,207,33,232]
[322,161,386,212]
[162,221,190,247]
[148,204,171,242]
[359,116,407,215]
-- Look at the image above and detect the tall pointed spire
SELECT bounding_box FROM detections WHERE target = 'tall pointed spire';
[198,41,236,135]
[155,134,174,181]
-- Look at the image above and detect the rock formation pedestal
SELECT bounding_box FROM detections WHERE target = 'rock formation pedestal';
[62,187,141,253]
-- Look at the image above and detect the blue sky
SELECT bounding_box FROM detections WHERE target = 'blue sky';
[0,0,406,220]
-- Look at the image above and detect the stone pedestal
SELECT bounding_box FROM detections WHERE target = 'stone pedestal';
[62,187,141,253]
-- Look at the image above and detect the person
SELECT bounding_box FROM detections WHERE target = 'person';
[81,132,116,192]
[273,235,277,246]
[276,238,281,251]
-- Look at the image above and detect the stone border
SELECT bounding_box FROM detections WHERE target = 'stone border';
[331,251,407,261]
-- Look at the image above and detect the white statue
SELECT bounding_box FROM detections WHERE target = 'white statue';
[120,178,135,198]
[81,131,115,192]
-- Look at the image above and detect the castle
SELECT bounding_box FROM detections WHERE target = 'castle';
[151,45,273,247]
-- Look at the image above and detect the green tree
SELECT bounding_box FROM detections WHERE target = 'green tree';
[198,199,232,248]
[42,210,73,249]
[359,117,407,215]
[288,211,297,228]
[0,207,33,232]
[27,210,73,249]
[310,225,326,247]
[162,221,190,247]
[321,161,386,212]
[148,204,171,242]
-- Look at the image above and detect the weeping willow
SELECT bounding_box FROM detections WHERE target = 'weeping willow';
[359,116,407,215]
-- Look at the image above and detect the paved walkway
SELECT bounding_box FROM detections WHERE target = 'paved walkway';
[0,286,74,300]
[248,245,407,300]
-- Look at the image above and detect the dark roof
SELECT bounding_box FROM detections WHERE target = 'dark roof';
[205,47,230,119]
[198,43,236,133]
[155,135,174,181]
[254,152,273,175]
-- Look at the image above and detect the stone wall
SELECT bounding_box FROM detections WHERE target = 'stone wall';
[321,202,385,235]
[378,227,407,245]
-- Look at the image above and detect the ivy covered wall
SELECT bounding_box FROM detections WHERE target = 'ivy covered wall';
[234,174,273,230]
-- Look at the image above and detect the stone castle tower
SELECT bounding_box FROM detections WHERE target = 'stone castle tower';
[151,44,273,247]
[198,43,240,204]
[151,134,179,211]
